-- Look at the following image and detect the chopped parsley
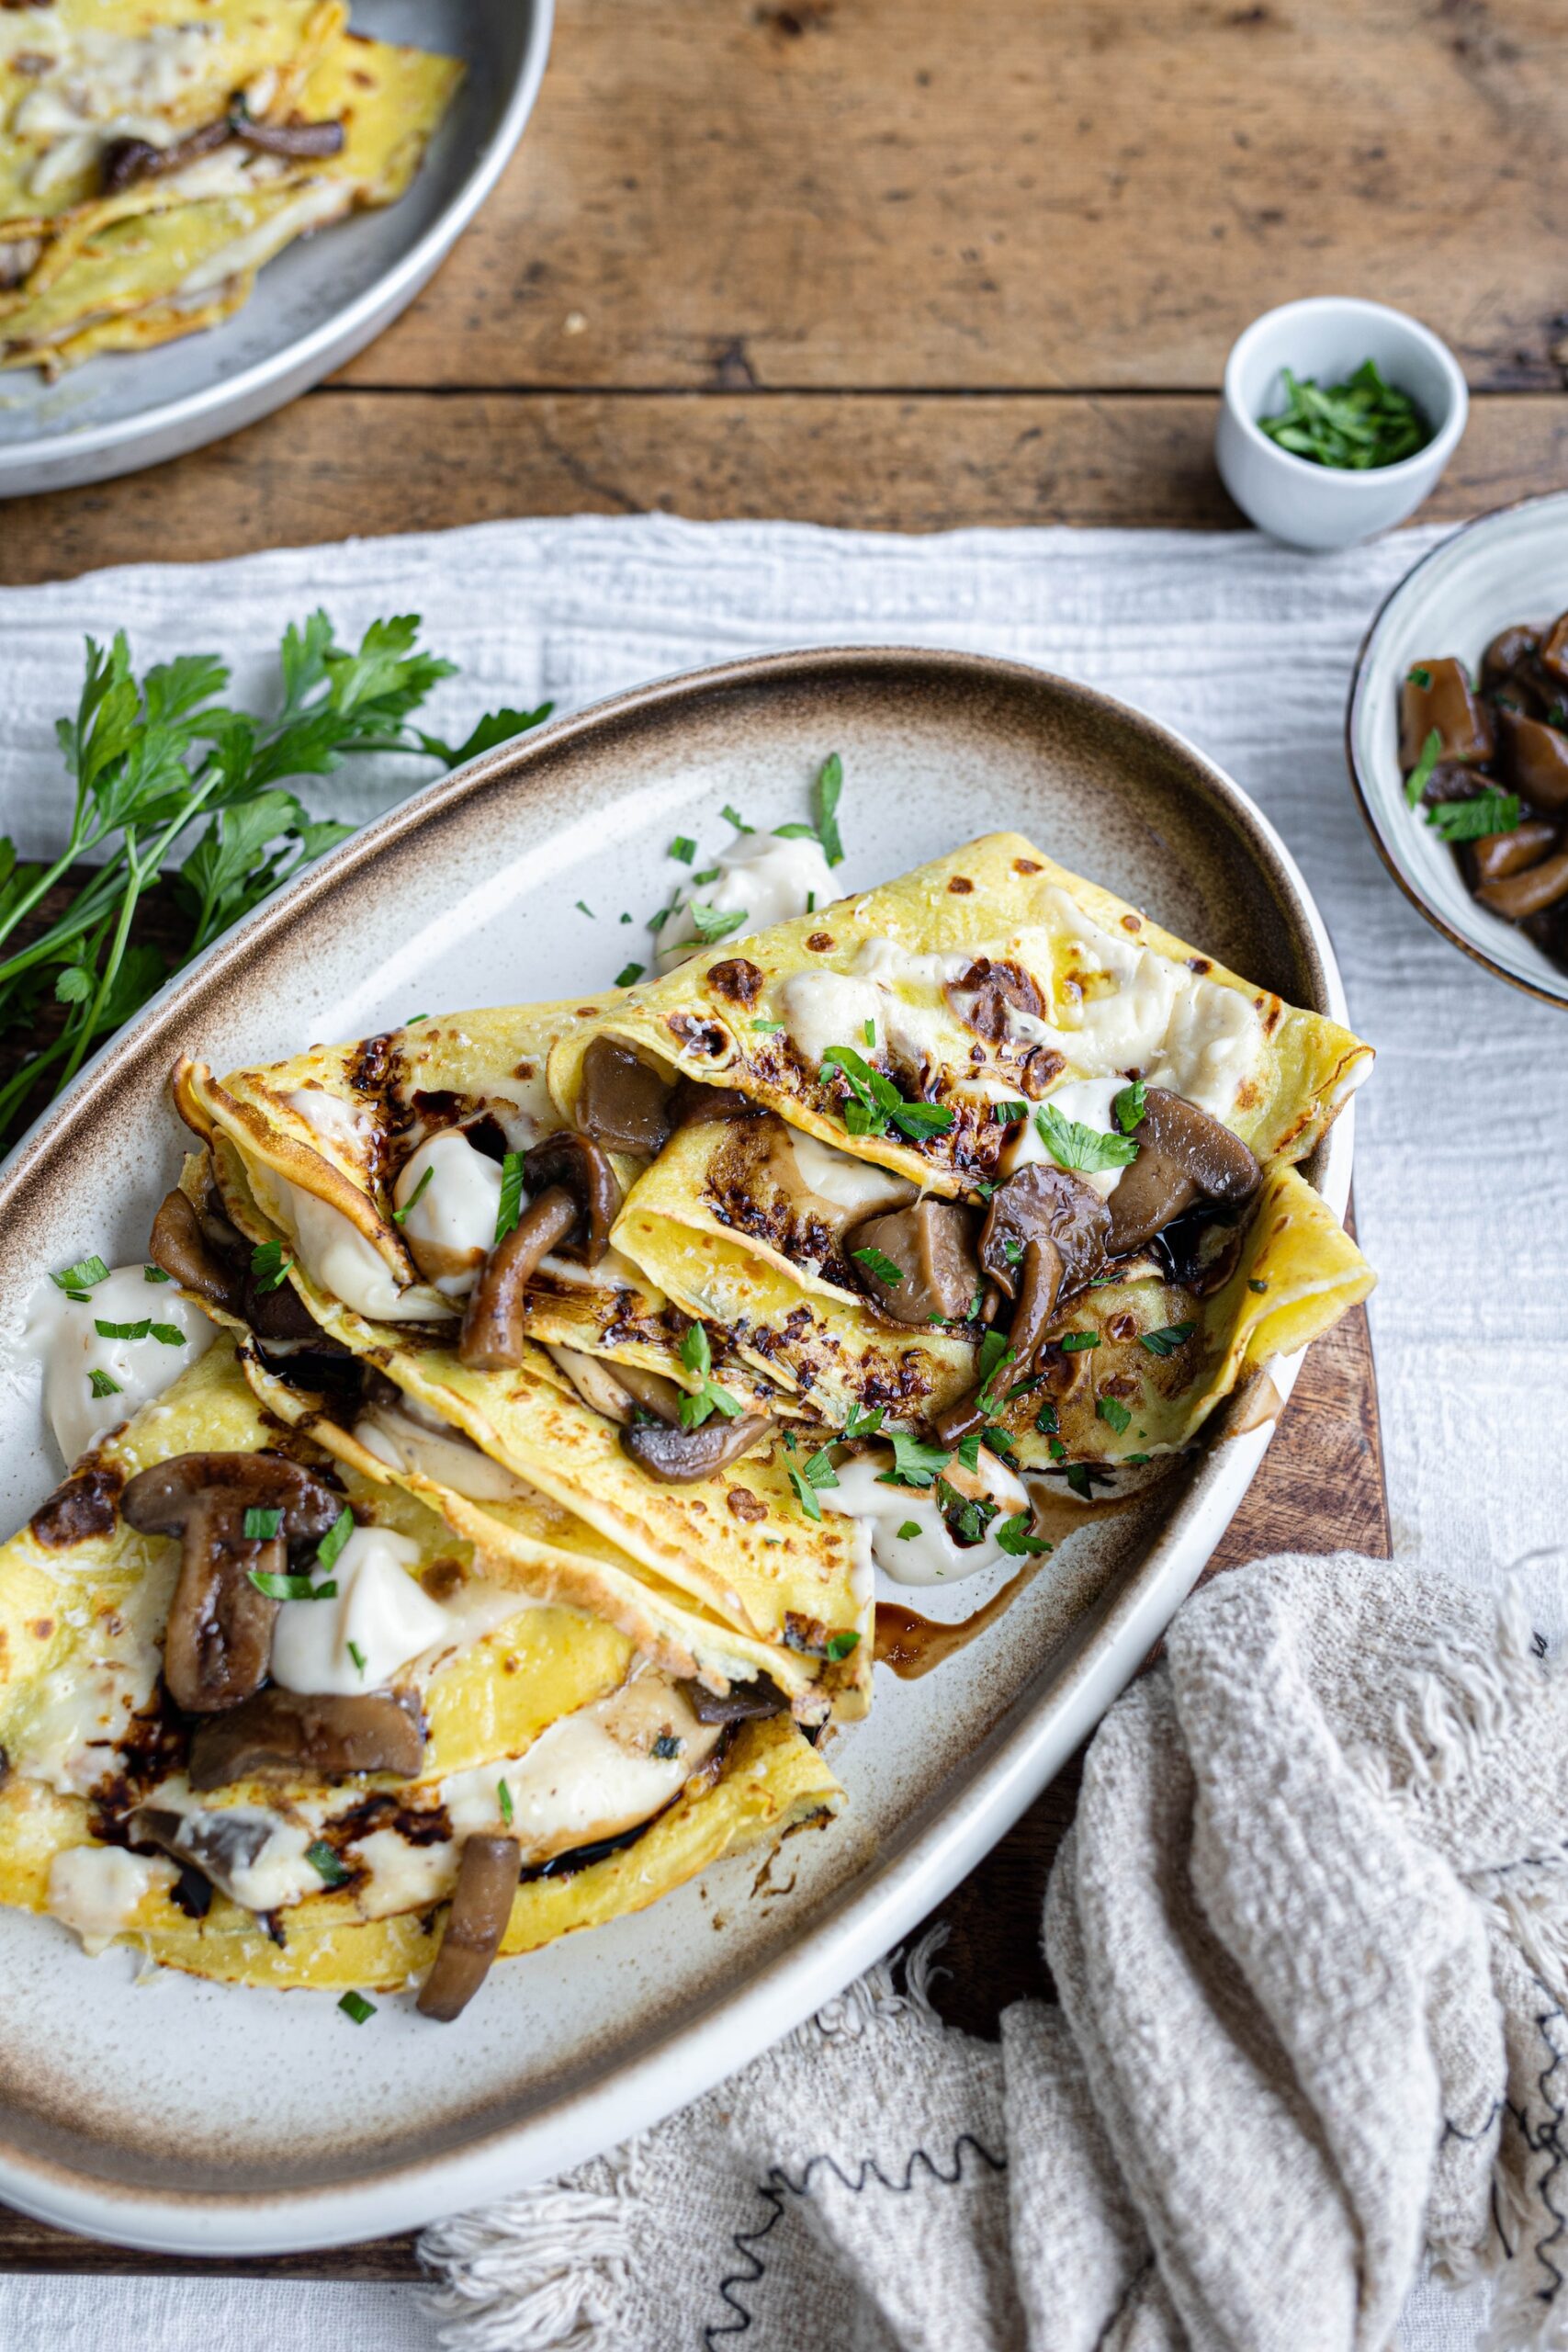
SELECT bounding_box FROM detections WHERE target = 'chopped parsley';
[842,1402,885,1440]
[897,1520,921,1540]
[1035,1398,1060,1436]
[575,899,595,919]
[250,1238,292,1293]
[248,1568,334,1601]
[772,821,818,842]
[1047,1435,1067,1461]
[787,1444,840,1520]
[347,1639,367,1678]
[996,1513,1052,1558]
[143,1263,172,1283]
[615,960,646,988]
[877,1430,952,1489]
[992,1101,1030,1125]
[721,803,753,833]
[670,835,696,865]
[1125,1453,1151,1465]
[150,1323,185,1346]
[316,1506,355,1574]
[852,1243,904,1287]
[87,1369,121,1398]
[307,1840,349,1888]
[825,1630,861,1661]
[498,1775,515,1821]
[390,1162,434,1226]
[955,1430,983,1471]
[863,1018,876,1046]
[407,1010,431,1022]
[819,1044,955,1144]
[974,1331,1018,1416]
[1059,1330,1099,1352]
[494,1151,525,1243]
[338,1991,376,2025]
[1096,1395,1132,1434]
[1407,665,1432,690]
[814,752,845,866]
[689,901,749,945]
[750,1018,785,1033]
[651,1735,682,1760]
[692,867,721,887]
[1035,1102,1138,1173]
[1065,1463,1094,1500]
[983,1421,1018,1460]
[1427,791,1520,844]
[1259,358,1429,471]
[1404,726,1443,809]
[1000,1236,1022,1266]
[1140,1320,1195,1358]
[243,1506,283,1541]
[678,1322,745,1429]
[1113,1079,1147,1134]
[52,1254,110,1296]
[1248,1278,1268,1295]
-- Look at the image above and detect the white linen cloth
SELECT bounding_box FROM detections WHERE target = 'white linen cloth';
[0,514,1562,2352]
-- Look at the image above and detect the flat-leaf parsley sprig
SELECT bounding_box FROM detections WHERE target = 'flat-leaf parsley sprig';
[0,614,550,1147]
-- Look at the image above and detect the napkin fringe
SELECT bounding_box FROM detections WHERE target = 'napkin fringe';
[421,1930,950,2350]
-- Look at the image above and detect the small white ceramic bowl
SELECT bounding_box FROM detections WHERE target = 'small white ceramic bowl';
[1347,489,1568,1009]
[1216,296,1468,551]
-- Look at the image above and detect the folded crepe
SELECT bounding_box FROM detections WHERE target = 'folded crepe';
[0,1334,841,1997]
[1,13,462,370]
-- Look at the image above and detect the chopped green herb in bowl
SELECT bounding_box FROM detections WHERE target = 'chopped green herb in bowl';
[1258,359,1430,473]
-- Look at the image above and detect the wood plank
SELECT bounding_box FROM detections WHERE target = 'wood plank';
[5,390,1564,584]
[336,0,1568,394]
[0,1295,1383,2278]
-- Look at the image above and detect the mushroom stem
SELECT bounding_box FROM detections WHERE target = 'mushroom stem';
[163,1497,283,1713]
[417,1835,521,2022]
[458,1186,579,1371]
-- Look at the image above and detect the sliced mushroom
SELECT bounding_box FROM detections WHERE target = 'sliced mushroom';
[678,1672,790,1724]
[1481,624,1542,694]
[1476,846,1568,922]
[575,1035,673,1156]
[1497,708,1568,813]
[232,113,345,160]
[621,1414,773,1483]
[122,1453,344,1714]
[187,1687,425,1791]
[671,1079,757,1126]
[845,1201,981,1325]
[458,1135,621,1371]
[148,1186,242,1312]
[1400,657,1494,770]
[1105,1090,1259,1257]
[418,1834,521,2022]
[1539,613,1568,689]
[457,1186,578,1371]
[1467,819,1559,888]
[546,1344,684,1426]
[130,1804,282,1908]
[100,116,230,193]
[933,1166,1109,1444]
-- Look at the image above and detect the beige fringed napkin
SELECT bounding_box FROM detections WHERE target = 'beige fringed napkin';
[422,1552,1568,2352]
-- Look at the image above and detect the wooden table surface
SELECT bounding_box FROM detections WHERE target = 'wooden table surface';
[2,0,1535,2275]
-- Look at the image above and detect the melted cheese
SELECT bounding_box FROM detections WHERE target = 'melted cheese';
[778,970,886,1071]
[440,1676,719,1861]
[270,1525,447,1697]
[46,1846,176,1957]
[24,1261,214,1466]
[825,1445,1032,1587]
[658,831,832,967]
[277,1180,453,1325]
[352,1828,456,1920]
[786,1129,914,1216]
[8,1649,160,1796]
[392,1131,502,1298]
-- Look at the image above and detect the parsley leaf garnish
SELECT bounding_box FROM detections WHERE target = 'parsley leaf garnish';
[996,1513,1052,1557]
[495,1152,525,1243]
[250,1238,292,1293]
[1407,665,1432,690]
[615,960,646,988]
[1258,359,1429,471]
[678,1323,745,1428]
[814,752,845,866]
[248,1568,336,1601]
[1060,1330,1099,1353]
[390,1162,434,1226]
[852,1243,904,1287]
[897,1520,921,1539]
[787,1444,840,1520]
[339,1991,376,2025]
[877,1430,953,1489]
[721,804,753,833]
[307,1840,349,1887]
[1035,1102,1139,1172]
[1113,1079,1146,1134]
[670,836,696,865]
[689,901,749,944]
[1139,1321,1195,1358]
[1095,1396,1132,1434]
[819,1044,955,1145]
[1404,726,1443,809]
[498,1775,515,1820]
[87,1369,121,1397]
[826,1629,861,1660]
[51,1254,110,1295]
[842,1402,885,1440]
[316,1506,355,1574]
[243,1506,283,1540]
[143,1262,172,1283]
[1427,791,1520,843]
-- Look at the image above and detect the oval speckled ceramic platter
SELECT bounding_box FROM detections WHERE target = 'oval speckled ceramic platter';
[0,649,1355,2255]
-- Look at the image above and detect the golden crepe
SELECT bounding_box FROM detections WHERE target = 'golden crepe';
[0,1336,841,1995]
[1,9,462,371]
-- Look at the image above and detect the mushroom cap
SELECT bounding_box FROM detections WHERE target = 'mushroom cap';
[846,1200,980,1325]
[522,1131,619,1266]
[148,1187,242,1313]
[575,1035,673,1158]
[620,1413,773,1485]
[188,1687,426,1790]
[121,1452,344,1541]
[1498,707,1568,813]
[978,1163,1110,1300]
[1104,1089,1258,1258]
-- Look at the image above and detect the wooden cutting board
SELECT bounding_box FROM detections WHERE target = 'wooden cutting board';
[0,1286,1386,2282]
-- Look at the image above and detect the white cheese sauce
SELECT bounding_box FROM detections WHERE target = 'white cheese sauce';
[23,1261,213,1467]
[824,1444,1032,1587]
[785,1129,914,1217]
[269,1524,447,1697]
[270,1179,454,1324]
[352,1829,456,1920]
[777,970,886,1072]
[658,831,832,967]
[392,1131,502,1297]
[439,1675,719,1861]
[46,1845,176,1958]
